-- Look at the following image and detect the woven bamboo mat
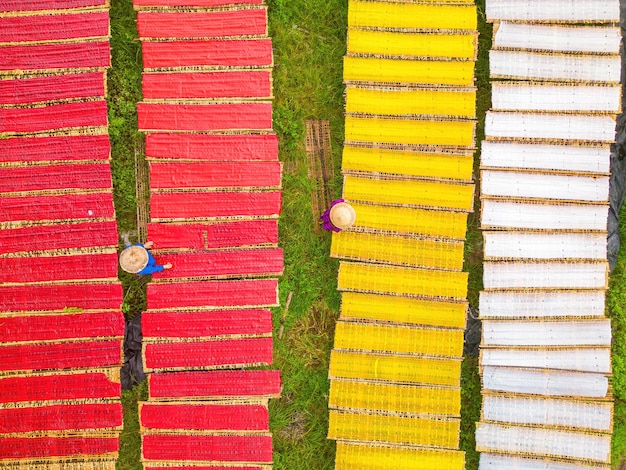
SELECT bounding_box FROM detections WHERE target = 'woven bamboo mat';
[305,119,333,231]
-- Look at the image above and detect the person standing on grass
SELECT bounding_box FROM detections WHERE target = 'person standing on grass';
[320,199,357,232]
[119,241,172,274]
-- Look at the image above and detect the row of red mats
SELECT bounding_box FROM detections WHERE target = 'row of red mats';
[146,133,278,161]
[0,163,112,193]
[0,10,108,43]
[0,71,106,105]
[0,41,110,72]
[0,133,277,162]
[0,135,111,162]
[0,0,263,10]
[149,161,281,189]
[137,8,267,38]
[147,221,277,249]
[142,70,272,100]
[0,247,281,282]
[138,103,272,132]
[0,221,117,254]
[149,191,281,219]
[0,369,280,403]
[0,101,108,133]
[0,2,122,466]
[141,370,280,464]
[1,192,115,223]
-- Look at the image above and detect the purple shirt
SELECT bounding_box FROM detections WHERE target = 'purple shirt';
[320,198,344,232]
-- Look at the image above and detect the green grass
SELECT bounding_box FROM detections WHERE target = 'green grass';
[268,0,346,467]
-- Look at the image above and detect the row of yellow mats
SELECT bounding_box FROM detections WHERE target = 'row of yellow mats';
[327,1,478,468]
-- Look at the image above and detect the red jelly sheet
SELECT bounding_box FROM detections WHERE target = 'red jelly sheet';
[0,72,105,105]
[142,434,272,462]
[0,192,115,223]
[141,39,272,68]
[0,283,122,312]
[134,0,261,5]
[0,135,110,163]
[0,11,109,43]
[141,403,268,431]
[150,191,281,219]
[0,340,122,373]
[151,248,283,279]
[149,161,281,189]
[0,0,107,11]
[0,403,122,433]
[0,372,121,403]
[147,279,278,309]
[142,70,271,100]
[0,311,124,343]
[144,337,273,370]
[0,163,111,193]
[147,221,278,250]
[149,370,281,399]
[141,309,272,338]
[138,102,272,132]
[0,253,118,283]
[0,100,108,133]
[0,436,118,460]
[145,133,278,161]
[0,221,118,255]
[137,9,266,39]
[0,41,110,72]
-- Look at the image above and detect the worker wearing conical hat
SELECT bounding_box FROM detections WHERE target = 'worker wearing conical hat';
[320,199,356,232]
[119,241,172,275]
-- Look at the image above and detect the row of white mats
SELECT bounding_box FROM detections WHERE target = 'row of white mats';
[479,3,617,468]
[486,0,620,23]
[490,22,620,83]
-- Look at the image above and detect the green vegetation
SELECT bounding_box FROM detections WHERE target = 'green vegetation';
[106,0,626,469]
[268,0,346,467]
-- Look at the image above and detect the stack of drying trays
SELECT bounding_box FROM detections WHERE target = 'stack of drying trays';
[0,0,124,468]
[327,1,478,468]
[133,0,283,467]
[476,0,620,468]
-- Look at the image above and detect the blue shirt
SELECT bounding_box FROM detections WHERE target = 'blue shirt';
[132,244,165,275]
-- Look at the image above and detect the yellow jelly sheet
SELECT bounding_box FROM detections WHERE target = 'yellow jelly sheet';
[334,321,463,357]
[346,202,468,239]
[335,442,465,470]
[342,145,474,181]
[338,261,468,300]
[348,1,477,30]
[346,115,475,148]
[330,350,461,386]
[344,56,475,86]
[348,29,477,60]
[329,379,461,415]
[346,86,476,118]
[343,175,474,211]
[331,230,464,270]
[341,292,467,329]
[329,410,460,448]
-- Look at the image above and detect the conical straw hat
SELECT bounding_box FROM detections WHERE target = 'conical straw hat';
[119,246,149,274]
[330,202,356,229]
